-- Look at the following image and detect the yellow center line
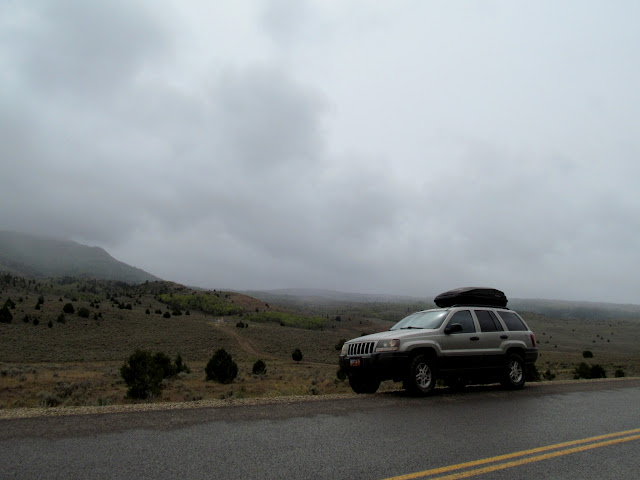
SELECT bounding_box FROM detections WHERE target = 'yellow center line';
[431,434,640,480]
[383,428,640,480]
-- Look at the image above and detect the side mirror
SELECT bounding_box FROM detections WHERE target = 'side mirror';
[444,323,463,335]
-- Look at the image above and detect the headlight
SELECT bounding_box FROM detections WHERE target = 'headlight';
[376,339,400,352]
[341,343,349,355]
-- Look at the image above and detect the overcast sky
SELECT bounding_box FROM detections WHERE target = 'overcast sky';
[2,1,639,303]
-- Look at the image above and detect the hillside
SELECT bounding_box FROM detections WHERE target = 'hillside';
[0,231,160,284]
[0,275,374,407]
[1,275,639,408]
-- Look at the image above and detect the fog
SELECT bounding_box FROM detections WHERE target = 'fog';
[2,1,639,303]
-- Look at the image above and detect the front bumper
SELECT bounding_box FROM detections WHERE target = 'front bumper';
[339,351,410,380]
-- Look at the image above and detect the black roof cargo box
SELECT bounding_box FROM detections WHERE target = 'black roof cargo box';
[434,287,508,308]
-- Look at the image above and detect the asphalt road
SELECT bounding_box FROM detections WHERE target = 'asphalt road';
[1,379,639,480]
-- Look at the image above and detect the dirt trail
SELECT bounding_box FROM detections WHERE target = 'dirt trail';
[210,322,276,360]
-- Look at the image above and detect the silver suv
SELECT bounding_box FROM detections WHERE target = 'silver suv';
[338,305,538,395]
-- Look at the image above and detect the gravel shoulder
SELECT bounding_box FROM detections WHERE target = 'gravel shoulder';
[1,377,638,422]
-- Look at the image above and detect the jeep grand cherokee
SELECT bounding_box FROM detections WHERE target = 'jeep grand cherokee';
[338,305,538,395]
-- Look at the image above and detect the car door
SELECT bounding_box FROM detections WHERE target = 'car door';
[472,309,507,368]
[441,310,482,371]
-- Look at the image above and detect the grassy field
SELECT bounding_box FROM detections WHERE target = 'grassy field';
[1,276,639,408]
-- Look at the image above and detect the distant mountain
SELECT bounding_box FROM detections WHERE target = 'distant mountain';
[244,288,640,322]
[0,230,160,284]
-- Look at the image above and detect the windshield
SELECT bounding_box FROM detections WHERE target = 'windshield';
[390,310,448,331]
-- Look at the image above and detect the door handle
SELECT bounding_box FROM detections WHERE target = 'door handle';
[470,337,479,341]
[500,335,508,339]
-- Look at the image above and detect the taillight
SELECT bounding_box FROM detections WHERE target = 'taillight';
[530,334,536,347]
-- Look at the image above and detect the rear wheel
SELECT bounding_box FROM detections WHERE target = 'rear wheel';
[406,354,436,396]
[501,354,525,389]
[348,375,381,394]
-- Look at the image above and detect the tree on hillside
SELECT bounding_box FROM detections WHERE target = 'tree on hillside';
[152,352,176,379]
[0,305,12,323]
[63,303,75,314]
[120,349,177,399]
[252,360,267,376]
[205,349,238,383]
[292,348,303,363]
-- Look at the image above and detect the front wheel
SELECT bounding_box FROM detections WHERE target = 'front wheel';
[348,375,380,394]
[405,354,436,396]
[501,354,525,389]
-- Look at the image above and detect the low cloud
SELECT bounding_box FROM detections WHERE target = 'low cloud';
[2,1,639,303]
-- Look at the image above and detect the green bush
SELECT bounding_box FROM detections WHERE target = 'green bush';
[543,369,556,381]
[590,364,606,378]
[63,303,75,314]
[174,354,190,374]
[77,307,91,318]
[335,339,346,351]
[163,311,171,318]
[292,348,303,362]
[249,311,326,330]
[573,362,591,379]
[252,360,267,376]
[615,369,625,378]
[205,349,238,383]
[582,350,593,358]
[573,362,607,379]
[153,352,177,379]
[120,349,185,399]
[120,350,165,399]
[0,306,12,324]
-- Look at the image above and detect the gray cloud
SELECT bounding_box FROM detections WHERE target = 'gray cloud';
[1,1,639,303]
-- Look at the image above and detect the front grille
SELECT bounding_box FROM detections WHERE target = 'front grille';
[347,341,376,356]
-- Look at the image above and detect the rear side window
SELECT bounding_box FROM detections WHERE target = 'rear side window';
[497,311,527,331]
[447,310,475,333]
[475,310,504,332]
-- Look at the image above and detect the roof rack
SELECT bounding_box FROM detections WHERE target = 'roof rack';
[449,304,509,309]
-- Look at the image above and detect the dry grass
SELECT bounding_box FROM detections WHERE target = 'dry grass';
[1,282,639,409]
[0,360,358,408]
[0,283,375,407]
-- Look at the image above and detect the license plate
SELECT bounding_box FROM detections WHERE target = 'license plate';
[350,358,360,367]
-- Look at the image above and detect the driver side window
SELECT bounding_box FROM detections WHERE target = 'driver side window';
[447,310,475,333]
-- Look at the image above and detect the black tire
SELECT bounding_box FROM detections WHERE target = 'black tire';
[501,354,525,389]
[348,375,381,394]
[406,354,436,396]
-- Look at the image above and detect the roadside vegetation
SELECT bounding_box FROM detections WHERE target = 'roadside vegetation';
[0,273,639,408]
